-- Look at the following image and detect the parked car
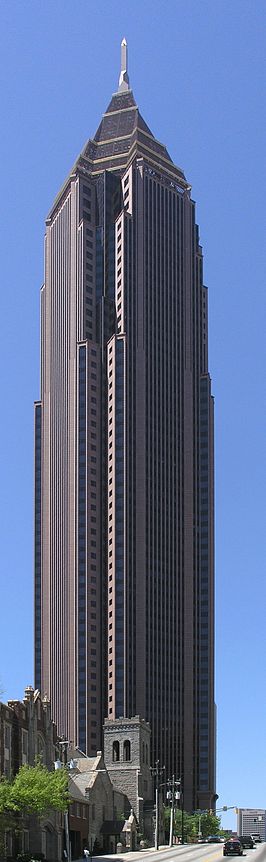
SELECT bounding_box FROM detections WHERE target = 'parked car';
[239,836,254,849]
[223,838,243,856]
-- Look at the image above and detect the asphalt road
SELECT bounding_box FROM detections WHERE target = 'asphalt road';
[77,841,266,862]
[142,844,266,862]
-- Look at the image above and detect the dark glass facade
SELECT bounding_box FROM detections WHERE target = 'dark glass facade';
[77,345,87,752]
[34,402,42,692]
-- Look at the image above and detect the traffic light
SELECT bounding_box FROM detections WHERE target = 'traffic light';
[235,808,239,815]
[209,809,213,815]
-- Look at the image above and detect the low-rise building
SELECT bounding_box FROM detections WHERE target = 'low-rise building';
[68,751,129,856]
[0,686,62,860]
[103,715,154,840]
[0,694,154,858]
[237,809,266,840]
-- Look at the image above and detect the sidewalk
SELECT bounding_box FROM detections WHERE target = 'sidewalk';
[75,847,181,862]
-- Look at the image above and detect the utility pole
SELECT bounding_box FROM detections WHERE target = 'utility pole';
[57,739,71,861]
[150,761,165,850]
[166,775,181,847]
[181,783,184,844]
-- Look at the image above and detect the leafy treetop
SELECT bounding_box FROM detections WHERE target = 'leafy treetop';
[0,762,69,819]
[164,806,221,840]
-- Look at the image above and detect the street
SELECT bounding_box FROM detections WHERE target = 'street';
[77,842,266,862]
[137,845,266,862]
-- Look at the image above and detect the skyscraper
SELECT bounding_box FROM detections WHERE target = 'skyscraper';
[34,40,216,811]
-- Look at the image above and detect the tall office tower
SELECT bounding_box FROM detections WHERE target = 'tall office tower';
[34,41,216,810]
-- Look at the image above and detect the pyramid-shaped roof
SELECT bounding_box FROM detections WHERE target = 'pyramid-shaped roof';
[48,42,188,220]
[76,87,186,183]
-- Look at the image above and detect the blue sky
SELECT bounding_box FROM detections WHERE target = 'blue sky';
[0,0,265,829]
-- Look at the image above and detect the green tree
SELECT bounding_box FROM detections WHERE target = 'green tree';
[174,809,193,840]
[164,806,221,843]
[9,762,69,816]
[0,763,69,854]
[0,776,19,855]
[164,807,194,841]
[193,811,221,838]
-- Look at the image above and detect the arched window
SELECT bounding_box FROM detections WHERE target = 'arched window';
[123,740,131,762]
[112,741,120,762]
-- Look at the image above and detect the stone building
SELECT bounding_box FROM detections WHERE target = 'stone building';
[0,692,155,858]
[68,751,129,856]
[103,716,153,839]
[66,718,156,854]
[0,686,62,860]
[0,685,57,778]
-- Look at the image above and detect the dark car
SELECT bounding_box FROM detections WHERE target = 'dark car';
[239,836,254,849]
[207,835,223,843]
[223,838,243,856]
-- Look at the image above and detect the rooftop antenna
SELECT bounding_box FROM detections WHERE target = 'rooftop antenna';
[118,37,130,92]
